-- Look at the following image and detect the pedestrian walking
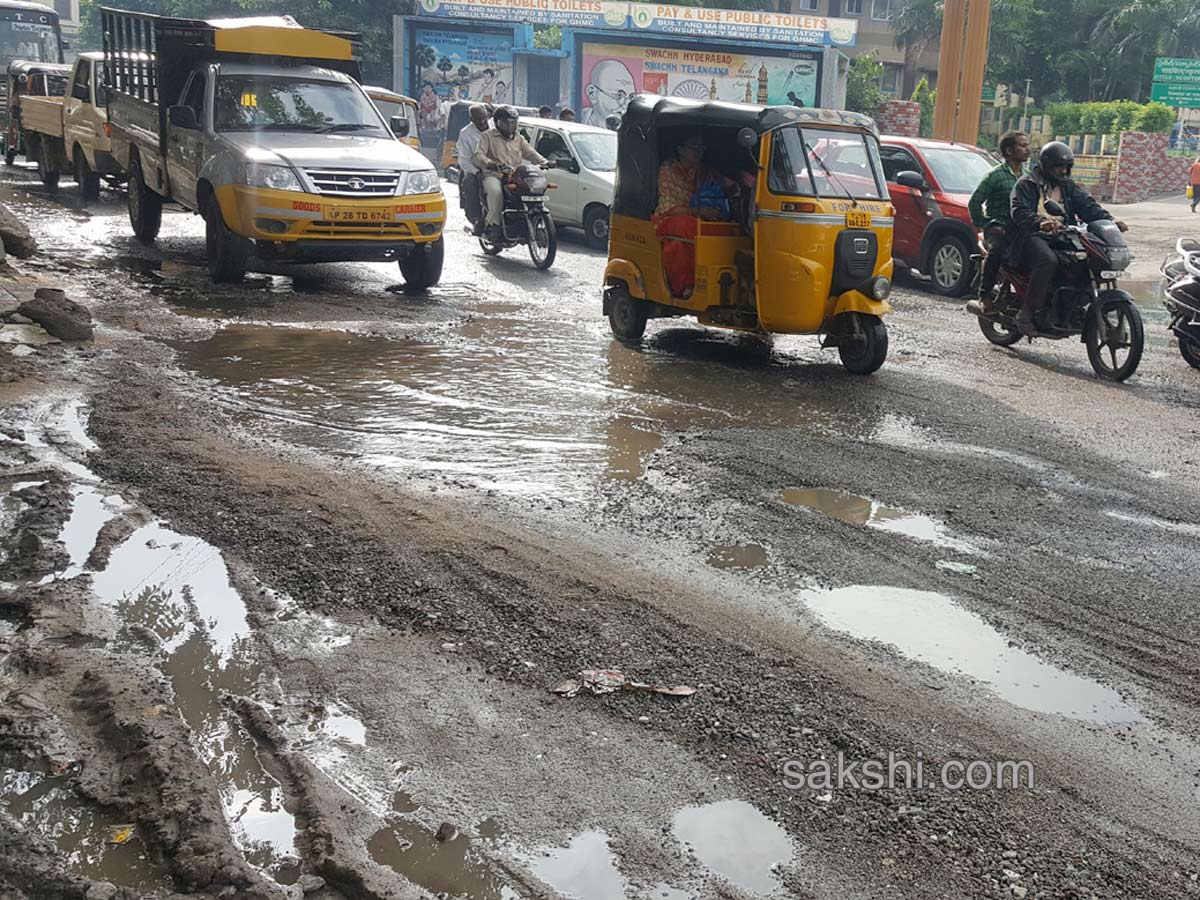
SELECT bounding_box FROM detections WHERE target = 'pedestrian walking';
[1191,155,1200,213]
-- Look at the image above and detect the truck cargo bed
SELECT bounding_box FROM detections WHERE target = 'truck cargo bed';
[19,96,65,140]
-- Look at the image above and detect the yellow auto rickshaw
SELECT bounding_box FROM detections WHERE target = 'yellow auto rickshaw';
[363,85,420,149]
[603,96,895,374]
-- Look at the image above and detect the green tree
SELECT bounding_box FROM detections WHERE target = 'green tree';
[845,51,885,116]
[533,24,562,49]
[909,76,935,138]
[890,0,942,99]
[436,56,453,82]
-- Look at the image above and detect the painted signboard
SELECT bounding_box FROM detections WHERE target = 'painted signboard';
[580,42,818,126]
[1153,57,1200,85]
[417,0,857,47]
[1151,81,1200,108]
[411,27,514,134]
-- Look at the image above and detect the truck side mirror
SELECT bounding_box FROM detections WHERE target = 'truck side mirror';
[390,115,410,138]
[895,170,927,191]
[168,105,199,130]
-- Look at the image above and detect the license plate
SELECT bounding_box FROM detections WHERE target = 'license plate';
[846,211,872,229]
[327,208,392,223]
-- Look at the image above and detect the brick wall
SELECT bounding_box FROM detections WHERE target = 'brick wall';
[876,100,922,138]
[1112,132,1193,203]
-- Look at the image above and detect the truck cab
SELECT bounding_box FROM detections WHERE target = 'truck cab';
[104,9,446,289]
[64,52,121,196]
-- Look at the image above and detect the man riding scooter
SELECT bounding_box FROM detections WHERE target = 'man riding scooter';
[473,105,548,244]
[1008,141,1127,336]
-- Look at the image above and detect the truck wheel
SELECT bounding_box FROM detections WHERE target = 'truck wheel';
[399,236,444,292]
[74,150,101,202]
[128,159,162,243]
[36,140,59,191]
[4,149,14,167]
[205,195,249,283]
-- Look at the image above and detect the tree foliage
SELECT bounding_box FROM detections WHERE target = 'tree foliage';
[79,0,415,86]
[1048,99,1176,134]
[909,75,935,137]
[845,51,885,116]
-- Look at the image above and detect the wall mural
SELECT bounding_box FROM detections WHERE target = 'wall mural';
[580,42,819,126]
[411,28,514,134]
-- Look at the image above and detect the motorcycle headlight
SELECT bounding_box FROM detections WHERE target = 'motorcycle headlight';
[401,169,440,196]
[245,163,303,192]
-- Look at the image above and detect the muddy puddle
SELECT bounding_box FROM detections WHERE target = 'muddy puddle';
[170,318,892,498]
[781,487,982,554]
[0,768,170,891]
[800,584,1140,722]
[368,819,519,899]
[672,800,792,895]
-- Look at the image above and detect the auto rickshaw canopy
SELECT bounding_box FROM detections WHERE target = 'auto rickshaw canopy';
[614,94,879,221]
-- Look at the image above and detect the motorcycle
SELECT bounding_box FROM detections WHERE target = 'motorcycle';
[478,162,559,270]
[972,201,1144,382]
[1160,237,1200,369]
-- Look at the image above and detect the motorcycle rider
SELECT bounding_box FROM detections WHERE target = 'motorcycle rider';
[456,104,491,236]
[966,131,1029,316]
[473,105,549,243]
[1010,141,1127,336]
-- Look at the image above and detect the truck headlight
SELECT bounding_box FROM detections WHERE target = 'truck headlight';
[400,169,440,196]
[245,163,302,192]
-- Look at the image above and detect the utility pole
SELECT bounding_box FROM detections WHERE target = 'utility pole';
[932,0,993,142]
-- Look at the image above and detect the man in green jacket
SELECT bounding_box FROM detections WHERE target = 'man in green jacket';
[966,131,1030,315]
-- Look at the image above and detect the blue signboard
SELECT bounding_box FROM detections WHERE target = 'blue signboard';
[417,0,857,48]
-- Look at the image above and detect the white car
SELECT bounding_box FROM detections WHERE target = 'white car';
[517,117,616,250]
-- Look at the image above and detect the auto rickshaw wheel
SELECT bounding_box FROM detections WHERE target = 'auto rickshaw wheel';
[608,286,649,341]
[836,313,888,375]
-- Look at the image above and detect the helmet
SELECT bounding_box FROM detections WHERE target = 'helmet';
[1039,141,1074,185]
[494,104,519,138]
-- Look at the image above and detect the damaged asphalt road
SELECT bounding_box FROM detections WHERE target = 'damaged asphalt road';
[2,164,1200,900]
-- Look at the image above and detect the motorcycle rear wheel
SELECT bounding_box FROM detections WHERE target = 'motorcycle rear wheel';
[978,315,1023,347]
[1085,297,1143,382]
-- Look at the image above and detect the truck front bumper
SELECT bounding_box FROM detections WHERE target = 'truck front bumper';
[215,184,447,247]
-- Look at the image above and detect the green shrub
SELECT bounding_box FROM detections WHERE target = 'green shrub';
[1131,103,1176,134]
[1048,102,1081,134]
[909,76,936,138]
[846,51,885,116]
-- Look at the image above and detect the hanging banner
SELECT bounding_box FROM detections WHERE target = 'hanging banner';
[579,41,818,125]
[417,0,857,47]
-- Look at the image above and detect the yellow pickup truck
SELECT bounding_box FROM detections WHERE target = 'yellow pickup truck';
[102,8,447,288]
[17,52,120,200]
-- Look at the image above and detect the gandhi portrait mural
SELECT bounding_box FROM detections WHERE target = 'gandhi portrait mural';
[583,59,636,127]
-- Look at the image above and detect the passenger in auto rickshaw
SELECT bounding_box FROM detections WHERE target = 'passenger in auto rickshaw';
[654,134,754,297]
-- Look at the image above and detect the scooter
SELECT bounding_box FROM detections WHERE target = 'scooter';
[971,201,1144,382]
[478,163,559,271]
[1161,237,1200,369]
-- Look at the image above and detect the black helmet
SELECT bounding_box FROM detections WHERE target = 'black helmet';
[494,104,519,138]
[1039,141,1074,185]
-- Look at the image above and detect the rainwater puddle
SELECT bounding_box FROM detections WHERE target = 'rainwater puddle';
[321,704,366,746]
[90,519,300,881]
[171,321,878,498]
[707,543,769,569]
[1106,510,1200,539]
[57,484,124,572]
[672,800,792,896]
[518,830,626,900]
[801,585,1140,723]
[0,768,171,891]
[782,487,981,554]
[367,819,519,899]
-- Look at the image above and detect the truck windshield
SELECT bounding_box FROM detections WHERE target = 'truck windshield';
[215,76,386,134]
[769,126,887,201]
[0,18,62,63]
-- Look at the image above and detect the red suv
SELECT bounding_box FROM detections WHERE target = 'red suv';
[878,137,998,296]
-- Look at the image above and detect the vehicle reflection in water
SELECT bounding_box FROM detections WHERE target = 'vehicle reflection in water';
[172,315,886,501]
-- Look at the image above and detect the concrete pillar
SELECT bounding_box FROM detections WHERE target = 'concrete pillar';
[954,0,991,144]
[932,0,965,140]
